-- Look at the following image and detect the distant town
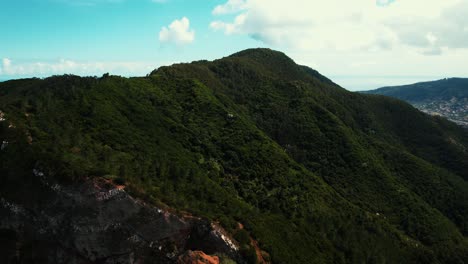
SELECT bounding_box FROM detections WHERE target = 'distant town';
[414,98,468,128]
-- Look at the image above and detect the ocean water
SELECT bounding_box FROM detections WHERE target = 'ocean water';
[331,75,446,92]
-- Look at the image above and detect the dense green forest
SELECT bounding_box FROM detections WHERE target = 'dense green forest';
[1,49,467,263]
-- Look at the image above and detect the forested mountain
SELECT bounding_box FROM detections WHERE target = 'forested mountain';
[1,49,467,264]
[364,78,468,127]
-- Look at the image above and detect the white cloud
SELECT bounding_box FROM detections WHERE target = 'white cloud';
[376,0,395,6]
[212,0,247,15]
[384,1,468,53]
[3,58,11,68]
[210,0,468,55]
[210,13,247,35]
[0,58,11,75]
[0,58,162,78]
[159,17,195,46]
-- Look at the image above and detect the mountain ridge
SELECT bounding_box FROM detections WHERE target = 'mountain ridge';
[362,77,468,101]
[363,78,468,127]
[1,48,467,263]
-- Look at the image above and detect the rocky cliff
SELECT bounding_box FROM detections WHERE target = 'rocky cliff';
[0,174,243,264]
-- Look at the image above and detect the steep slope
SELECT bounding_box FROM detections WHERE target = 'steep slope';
[363,78,468,127]
[1,49,467,264]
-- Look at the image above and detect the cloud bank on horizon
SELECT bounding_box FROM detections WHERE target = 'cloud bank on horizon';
[0,58,158,78]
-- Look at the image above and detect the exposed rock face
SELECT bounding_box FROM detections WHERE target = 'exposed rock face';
[177,250,219,264]
[0,176,243,264]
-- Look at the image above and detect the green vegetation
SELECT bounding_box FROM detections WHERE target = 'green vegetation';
[1,49,467,263]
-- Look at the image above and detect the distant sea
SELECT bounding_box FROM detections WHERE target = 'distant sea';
[331,75,445,92]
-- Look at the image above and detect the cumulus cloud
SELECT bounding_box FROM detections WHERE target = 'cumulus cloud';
[0,58,11,75]
[3,58,11,68]
[159,17,195,46]
[212,0,247,15]
[376,0,395,7]
[385,1,468,54]
[0,58,160,78]
[210,0,468,55]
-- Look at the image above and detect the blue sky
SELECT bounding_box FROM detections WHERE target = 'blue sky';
[0,0,257,66]
[1,0,467,90]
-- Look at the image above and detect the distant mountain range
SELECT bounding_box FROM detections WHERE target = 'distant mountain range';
[363,78,468,127]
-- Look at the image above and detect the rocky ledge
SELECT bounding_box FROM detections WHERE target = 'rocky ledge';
[0,174,244,264]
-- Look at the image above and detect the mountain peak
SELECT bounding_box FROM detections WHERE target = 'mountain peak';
[228,48,296,66]
[229,48,289,58]
[226,48,335,85]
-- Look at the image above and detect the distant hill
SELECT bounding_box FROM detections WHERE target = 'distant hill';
[1,49,468,263]
[363,78,468,127]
